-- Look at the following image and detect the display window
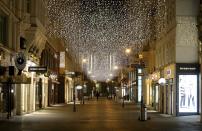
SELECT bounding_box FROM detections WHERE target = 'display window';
[179,75,197,113]
[176,63,199,116]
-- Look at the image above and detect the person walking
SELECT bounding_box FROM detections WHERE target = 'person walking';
[96,91,99,101]
[114,92,116,101]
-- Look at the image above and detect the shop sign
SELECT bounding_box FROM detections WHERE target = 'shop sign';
[166,69,171,77]
[176,63,199,74]
[179,67,197,71]
[28,66,47,73]
[164,65,175,79]
[66,72,75,75]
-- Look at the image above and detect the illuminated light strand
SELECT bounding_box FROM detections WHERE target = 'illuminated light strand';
[45,0,167,81]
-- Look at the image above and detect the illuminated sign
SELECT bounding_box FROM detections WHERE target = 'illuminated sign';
[179,75,197,113]
[65,72,75,75]
[166,69,171,77]
[179,67,196,71]
[28,66,47,73]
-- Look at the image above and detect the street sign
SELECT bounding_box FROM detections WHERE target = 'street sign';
[28,66,47,73]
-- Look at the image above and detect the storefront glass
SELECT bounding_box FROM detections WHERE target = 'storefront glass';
[179,75,197,113]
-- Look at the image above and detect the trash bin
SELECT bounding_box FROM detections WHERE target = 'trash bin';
[143,104,147,120]
[139,104,147,121]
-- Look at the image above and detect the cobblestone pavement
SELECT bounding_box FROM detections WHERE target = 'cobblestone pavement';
[0,97,202,131]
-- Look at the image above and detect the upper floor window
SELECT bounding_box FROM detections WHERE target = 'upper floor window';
[0,15,7,46]
[26,0,31,13]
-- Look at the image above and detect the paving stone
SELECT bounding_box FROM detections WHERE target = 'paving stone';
[0,98,202,131]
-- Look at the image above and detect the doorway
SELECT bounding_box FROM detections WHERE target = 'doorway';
[35,78,42,110]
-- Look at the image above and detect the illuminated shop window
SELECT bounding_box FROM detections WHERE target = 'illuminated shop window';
[178,75,197,113]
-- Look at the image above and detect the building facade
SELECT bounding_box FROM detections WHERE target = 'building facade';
[0,0,72,118]
[145,0,200,117]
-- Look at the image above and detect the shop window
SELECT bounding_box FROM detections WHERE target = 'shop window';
[0,15,7,46]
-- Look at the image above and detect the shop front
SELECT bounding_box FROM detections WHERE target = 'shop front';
[163,64,175,115]
[151,72,160,111]
[176,63,199,116]
[17,60,48,114]
[48,75,60,106]
[64,77,73,103]
[145,78,151,106]
[0,49,16,117]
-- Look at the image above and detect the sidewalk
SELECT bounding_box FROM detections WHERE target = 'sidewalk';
[0,98,201,131]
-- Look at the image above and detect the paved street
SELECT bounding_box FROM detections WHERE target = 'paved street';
[0,97,202,131]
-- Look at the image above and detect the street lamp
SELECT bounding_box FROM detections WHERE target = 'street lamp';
[122,48,131,108]
[73,76,76,112]
[158,78,166,86]
[82,58,87,63]
[122,86,125,108]
[125,48,131,54]
[114,65,118,70]
[82,58,87,104]
[137,53,148,121]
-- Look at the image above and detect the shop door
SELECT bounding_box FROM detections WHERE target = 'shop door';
[152,85,159,111]
[2,83,14,117]
[35,78,42,110]
[152,86,155,107]
[48,79,54,106]
[166,85,168,114]
[162,92,164,113]
[170,85,173,115]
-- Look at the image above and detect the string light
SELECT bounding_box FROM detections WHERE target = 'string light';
[45,0,167,81]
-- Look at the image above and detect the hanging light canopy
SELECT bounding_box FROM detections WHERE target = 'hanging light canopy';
[45,0,167,81]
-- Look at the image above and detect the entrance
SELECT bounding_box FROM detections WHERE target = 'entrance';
[166,85,168,114]
[152,84,159,111]
[0,83,14,118]
[165,84,173,115]
[35,78,42,110]
[170,85,173,115]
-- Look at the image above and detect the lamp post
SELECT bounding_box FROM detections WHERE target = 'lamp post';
[122,86,125,108]
[126,48,131,101]
[82,59,87,104]
[73,76,76,112]
[158,78,166,113]
[121,48,131,108]
[137,53,148,121]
